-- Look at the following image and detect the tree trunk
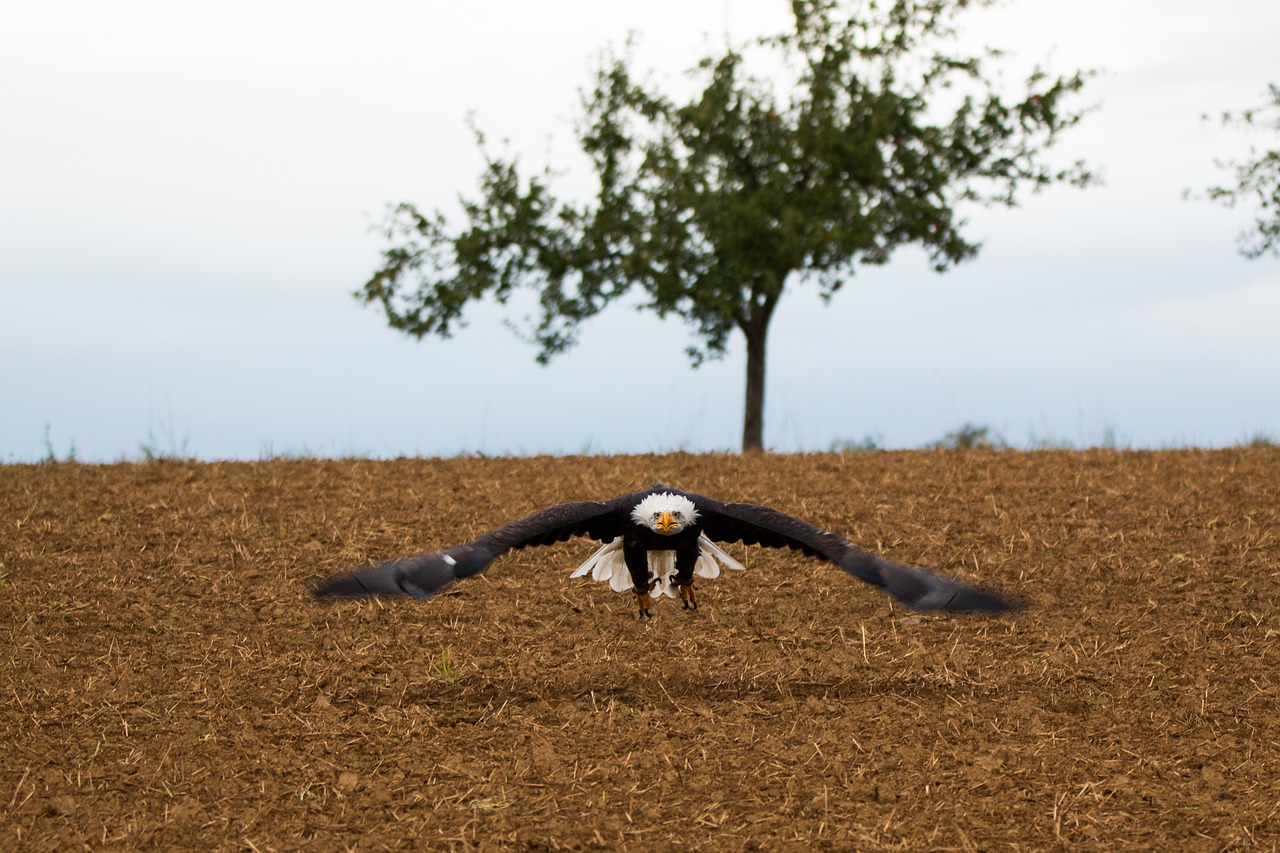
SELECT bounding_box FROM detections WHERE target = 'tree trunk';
[741,316,768,454]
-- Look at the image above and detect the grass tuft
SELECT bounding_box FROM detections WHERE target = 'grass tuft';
[430,647,464,684]
[41,424,76,464]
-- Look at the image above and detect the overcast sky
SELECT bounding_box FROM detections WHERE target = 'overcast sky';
[3,0,1279,462]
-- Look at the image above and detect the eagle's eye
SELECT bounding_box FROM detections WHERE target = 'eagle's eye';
[672,512,683,521]
[652,512,661,520]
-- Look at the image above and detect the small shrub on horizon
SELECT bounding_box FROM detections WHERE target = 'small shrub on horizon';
[1026,434,1078,450]
[931,422,1007,451]
[832,434,884,453]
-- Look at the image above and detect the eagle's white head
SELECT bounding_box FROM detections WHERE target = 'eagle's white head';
[631,492,699,536]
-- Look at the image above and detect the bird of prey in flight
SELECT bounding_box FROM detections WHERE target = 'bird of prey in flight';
[313,488,1019,619]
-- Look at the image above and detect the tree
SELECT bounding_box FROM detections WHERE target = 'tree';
[361,0,1095,452]
[1204,83,1280,259]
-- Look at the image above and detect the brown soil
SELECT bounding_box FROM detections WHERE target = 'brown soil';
[2,450,1279,851]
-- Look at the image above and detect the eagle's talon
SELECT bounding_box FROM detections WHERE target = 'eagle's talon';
[678,583,698,612]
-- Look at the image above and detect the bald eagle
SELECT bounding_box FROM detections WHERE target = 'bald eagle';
[313,487,1018,618]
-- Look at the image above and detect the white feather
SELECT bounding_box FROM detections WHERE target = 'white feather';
[650,551,677,598]
[571,537,618,578]
[695,535,746,574]
[608,561,632,592]
[571,538,631,591]
[570,532,745,601]
[695,552,719,580]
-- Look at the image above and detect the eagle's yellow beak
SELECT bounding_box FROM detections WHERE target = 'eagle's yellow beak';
[656,511,677,533]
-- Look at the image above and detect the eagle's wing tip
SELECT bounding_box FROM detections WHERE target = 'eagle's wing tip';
[311,574,368,598]
[909,583,1025,615]
[860,554,1022,615]
[950,592,1025,615]
[311,552,469,601]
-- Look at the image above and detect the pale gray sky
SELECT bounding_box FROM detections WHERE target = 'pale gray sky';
[3,0,1278,461]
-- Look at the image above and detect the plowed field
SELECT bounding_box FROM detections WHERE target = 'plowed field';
[3,450,1279,850]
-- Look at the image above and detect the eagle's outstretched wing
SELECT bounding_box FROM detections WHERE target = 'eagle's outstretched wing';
[314,488,1019,614]
[312,492,645,599]
[678,490,1018,613]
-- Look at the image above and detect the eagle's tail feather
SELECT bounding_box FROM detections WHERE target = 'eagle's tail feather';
[570,535,745,601]
[696,534,745,576]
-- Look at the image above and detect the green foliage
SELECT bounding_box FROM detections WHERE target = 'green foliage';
[832,433,883,452]
[1025,431,1076,451]
[1203,83,1280,259]
[362,0,1096,451]
[931,422,1006,451]
[1245,432,1277,448]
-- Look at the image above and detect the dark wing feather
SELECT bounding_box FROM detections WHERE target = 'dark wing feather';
[312,492,645,600]
[680,490,1019,613]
